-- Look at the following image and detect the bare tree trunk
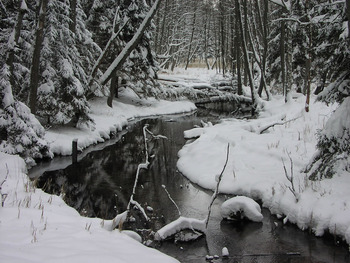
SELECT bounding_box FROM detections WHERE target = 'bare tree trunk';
[236,0,256,112]
[29,0,48,114]
[156,0,168,54]
[347,0,350,41]
[185,3,197,70]
[280,19,287,103]
[235,0,243,96]
[204,16,210,69]
[304,2,312,112]
[257,0,269,100]
[107,70,117,108]
[230,9,235,74]
[219,0,225,75]
[69,0,77,33]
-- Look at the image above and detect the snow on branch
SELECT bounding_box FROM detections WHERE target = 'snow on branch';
[103,124,167,231]
[205,143,230,227]
[258,116,301,134]
[154,216,206,241]
[99,0,161,86]
[88,9,130,87]
[269,0,291,12]
[221,196,263,222]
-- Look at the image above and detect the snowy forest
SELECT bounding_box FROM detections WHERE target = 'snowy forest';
[1,0,349,174]
[1,0,349,175]
[1,0,350,262]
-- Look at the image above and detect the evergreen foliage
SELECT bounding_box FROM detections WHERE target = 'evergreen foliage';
[305,0,350,179]
[36,0,93,126]
[0,64,52,165]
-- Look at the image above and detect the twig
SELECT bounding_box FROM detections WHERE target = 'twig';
[259,116,301,134]
[205,143,230,228]
[282,152,298,201]
[1,164,9,207]
[162,185,181,216]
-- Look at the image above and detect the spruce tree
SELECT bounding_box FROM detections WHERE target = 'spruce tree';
[306,0,350,179]
[36,0,93,127]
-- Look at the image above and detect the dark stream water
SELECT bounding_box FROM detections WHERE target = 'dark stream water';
[30,108,350,263]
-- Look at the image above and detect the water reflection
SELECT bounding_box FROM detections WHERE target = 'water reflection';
[33,111,350,263]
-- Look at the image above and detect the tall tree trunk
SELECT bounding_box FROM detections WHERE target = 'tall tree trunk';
[185,3,197,70]
[257,0,269,100]
[236,0,256,112]
[204,16,210,70]
[305,2,312,112]
[156,0,168,54]
[280,19,287,102]
[69,0,77,34]
[235,0,242,95]
[7,0,27,89]
[230,9,235,74]
[219,0,225,75]
[29,0,48,114]
[347,0,350,41]
[107,70,117,108]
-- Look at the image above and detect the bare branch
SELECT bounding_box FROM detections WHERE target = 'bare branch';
[206,143,230,228]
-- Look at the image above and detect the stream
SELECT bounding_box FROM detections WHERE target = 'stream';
[29,107,350,263]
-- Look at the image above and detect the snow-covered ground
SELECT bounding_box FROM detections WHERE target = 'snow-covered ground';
[47,87,196,156]
[0,88,197,263]
[177,89,350,245]
[1,67,349,263]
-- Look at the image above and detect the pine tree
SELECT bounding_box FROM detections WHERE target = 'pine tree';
[115,0,160,97]
[0,0,52,165]
[306,0,350,179]
[36,0,93,127]
[0,64,52,165]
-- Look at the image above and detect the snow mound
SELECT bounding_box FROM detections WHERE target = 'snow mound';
[154,216,206,241]
[221,196,263,222]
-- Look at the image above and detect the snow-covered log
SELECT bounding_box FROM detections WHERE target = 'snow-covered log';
[221,196,263,222]
[154,216,206,241]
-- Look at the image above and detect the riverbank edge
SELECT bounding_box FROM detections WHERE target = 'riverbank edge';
[0,95,197,263]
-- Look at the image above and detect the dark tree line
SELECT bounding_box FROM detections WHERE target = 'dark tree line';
[0,0,160,162]
[153,0,350,179]
[154,0,349,104]
[0,0,349,177]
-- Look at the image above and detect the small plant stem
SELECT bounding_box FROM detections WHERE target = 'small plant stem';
[162,185,181,216]
[205,143,230,228]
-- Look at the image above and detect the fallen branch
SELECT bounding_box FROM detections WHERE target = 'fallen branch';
[162,185,181,216]
[105,124,167,231]
[154,216,206,241]
[259,116,301,134]
[205,143,230,228]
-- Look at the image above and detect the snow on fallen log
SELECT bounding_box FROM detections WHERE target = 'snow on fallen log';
[184,127,205,139]
[189,83,215,90]
[183,120,213,139]
[221,196,263,222]
[102,211,128,231]
[154,216,206,241]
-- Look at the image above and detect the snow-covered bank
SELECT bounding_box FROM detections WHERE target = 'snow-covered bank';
[46,88,196,155]
[177,94,350,246]
[0,153,179,263]
[0,92,197,263]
